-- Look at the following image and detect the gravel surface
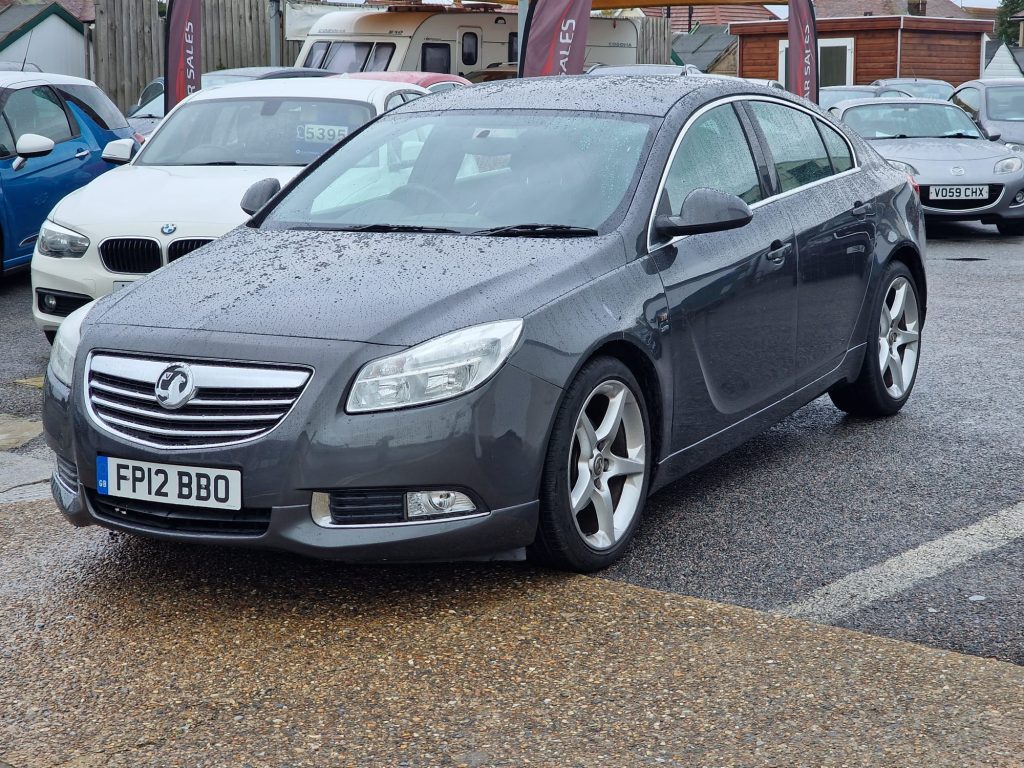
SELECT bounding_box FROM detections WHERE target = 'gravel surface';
[1,502,1023,767]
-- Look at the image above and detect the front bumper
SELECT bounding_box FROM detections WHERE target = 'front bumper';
[42,328,562,562]
[919,178,1024,222]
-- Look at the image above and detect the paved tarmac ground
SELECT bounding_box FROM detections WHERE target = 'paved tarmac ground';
[0,221,1022,765]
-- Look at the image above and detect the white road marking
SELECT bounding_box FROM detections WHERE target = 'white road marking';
[781,501,1024,623]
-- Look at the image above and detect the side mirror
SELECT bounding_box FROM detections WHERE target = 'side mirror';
[988,131,1002,142]
[240,177,281,216]
[102,138,135,165]
[654,188,753,238]
[12,133,54,171]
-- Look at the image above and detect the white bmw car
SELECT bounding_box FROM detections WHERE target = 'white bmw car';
[31,77,428,339]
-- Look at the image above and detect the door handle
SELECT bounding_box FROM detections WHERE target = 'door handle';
[765,240,791,264]
[851,200,871,217]
[74,148,90,160]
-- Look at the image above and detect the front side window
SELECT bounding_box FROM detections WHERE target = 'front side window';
[422,43,451,74]
[661,104,762,215]
[986,86,1024,121]
[841,103,981,140]
[136,97,374,167]
[3,86,73,144]
[952,87,981,118]
[262,111,656,235]
[385,93,405,112]
[0,115,14,156]
[749,101,832,192]
[59,84,128,131]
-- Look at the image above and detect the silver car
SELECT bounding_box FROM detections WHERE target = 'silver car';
[833,98,1024,236]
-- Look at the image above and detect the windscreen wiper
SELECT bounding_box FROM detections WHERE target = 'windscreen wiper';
[471,223,599,237]
[289,223,459,234]
[940,132,978,139]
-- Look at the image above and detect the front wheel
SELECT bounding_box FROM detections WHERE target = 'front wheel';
[533,357,652,572]
[829,261,921,417]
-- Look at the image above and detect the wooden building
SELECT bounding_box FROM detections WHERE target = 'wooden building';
[731,15,993,88]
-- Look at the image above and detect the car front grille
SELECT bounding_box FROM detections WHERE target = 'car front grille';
[54,454,79,490]
[922,185,1003,211]
[328,489,407,525]
[87,490,271,536]
[99,238,162,274]
[86,353,312,449]
[168,239,213,262]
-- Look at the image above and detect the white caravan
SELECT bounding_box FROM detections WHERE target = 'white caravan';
[293,8,642,77]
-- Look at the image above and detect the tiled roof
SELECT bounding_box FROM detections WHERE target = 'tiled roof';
[0,0,93,22]
[671,23,736,70]
[813,0,972,19]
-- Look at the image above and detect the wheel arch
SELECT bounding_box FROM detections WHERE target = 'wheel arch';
[888,243,927,326]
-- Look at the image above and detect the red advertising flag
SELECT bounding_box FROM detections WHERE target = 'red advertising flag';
[164,0,202,113]
[520,0,593,77]
[787,0,818,102]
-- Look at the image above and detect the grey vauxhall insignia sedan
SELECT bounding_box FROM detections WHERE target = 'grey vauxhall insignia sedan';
[43,76,926,571]
[833,98,1024,235]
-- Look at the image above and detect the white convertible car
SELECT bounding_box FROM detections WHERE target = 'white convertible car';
[31,76,428,339]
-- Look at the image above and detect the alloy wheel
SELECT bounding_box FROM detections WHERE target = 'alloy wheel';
[877,276,920,399]
[567,379,646,550]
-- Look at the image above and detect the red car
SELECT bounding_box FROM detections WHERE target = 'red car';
[338,72,471,94]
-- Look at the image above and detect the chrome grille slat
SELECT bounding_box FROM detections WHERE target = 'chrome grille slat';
[86,353,312,449]
[91,395,284,423]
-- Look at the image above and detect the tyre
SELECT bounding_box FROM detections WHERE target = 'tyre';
[533,356,652,572]
[996,220,1024,236]
[829,260,921,417]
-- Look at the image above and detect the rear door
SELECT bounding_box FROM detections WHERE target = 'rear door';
[651,100,799,450]
[0,84,94,267]
[744,99,875,386]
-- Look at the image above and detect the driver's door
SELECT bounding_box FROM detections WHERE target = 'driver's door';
[651,102,798,450]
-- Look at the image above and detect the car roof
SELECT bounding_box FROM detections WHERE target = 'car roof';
[183,77,428,104]
[875,77,950,85]
[397,75,788,118]
[963,78,1024,87]
[212,66,332,79]
[0,71,97,89]
[341,71,471,87]
[833,97,956,111]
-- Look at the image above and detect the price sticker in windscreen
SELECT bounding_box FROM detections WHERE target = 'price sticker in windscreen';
[296,124,350,143]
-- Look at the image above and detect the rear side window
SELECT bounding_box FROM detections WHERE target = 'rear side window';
[749,101,832,193]
[462,32,479,66]
[422,43,451,74]
[661,103,762,214]
[59,84,128,130]
[819,123,854,173]
[952,87,981,118]
[3,86,73,143]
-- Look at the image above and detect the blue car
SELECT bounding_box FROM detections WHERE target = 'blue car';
[0,72,133,276]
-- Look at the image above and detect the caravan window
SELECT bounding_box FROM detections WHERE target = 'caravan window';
[367,43,396,71]
[304,41,331,70]
[422,43,451,74]
[462,33,479,67]
[508,33,519,63]
[318,42,395,73]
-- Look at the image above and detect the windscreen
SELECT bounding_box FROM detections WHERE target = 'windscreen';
[894,82,953,100]
[135,97,375,167]
[843,103,981,140]
[987,86,1024,121]
[262,111,655,234]
[818,89,865,109]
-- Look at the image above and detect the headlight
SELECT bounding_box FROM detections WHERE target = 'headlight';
[347,320,523,413]
[49,301,95,387]
[38,220,90,258]
[888,160,919,175]
[994,156,1023,174]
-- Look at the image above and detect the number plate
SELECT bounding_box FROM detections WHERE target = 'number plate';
[296,123,349,143]
[96,456,241,510]
[929,185,988,200]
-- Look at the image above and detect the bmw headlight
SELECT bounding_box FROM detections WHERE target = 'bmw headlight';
[49,301,95,387]
[888,160,919,175]
[347,320,524,413]
[994,156,1024,175]
[38,220,90,258]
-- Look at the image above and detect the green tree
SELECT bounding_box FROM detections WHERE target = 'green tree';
[996,0,1024,45]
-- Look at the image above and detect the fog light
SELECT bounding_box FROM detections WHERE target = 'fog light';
[405,490,476,519]
[1015,191,1024,204]
[43,293,58,312]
